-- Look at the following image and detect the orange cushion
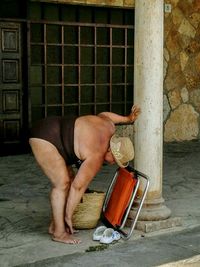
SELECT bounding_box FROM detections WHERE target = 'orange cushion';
[104,168,138,227]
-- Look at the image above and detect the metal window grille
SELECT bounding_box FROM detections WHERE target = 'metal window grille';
[28,19,134,122]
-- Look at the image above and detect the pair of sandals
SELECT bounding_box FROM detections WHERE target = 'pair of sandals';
[93,226,121,244]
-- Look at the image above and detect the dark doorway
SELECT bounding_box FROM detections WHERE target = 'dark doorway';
[0,22,28,155]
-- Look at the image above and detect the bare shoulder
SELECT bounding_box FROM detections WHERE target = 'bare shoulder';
[74,115,112,160]
[75,116,108,145]
[76,115,114,132]
[76,114,103,124]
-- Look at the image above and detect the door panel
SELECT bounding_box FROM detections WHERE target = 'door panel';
[0,22,24,155]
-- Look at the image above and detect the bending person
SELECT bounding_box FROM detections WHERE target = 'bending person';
[29,105,141,244]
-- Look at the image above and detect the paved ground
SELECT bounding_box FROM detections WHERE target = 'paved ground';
[15,226,200,267]
[0,140,200,267]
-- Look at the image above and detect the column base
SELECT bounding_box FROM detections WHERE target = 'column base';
[127,197,182,233]
[130,197,171,221]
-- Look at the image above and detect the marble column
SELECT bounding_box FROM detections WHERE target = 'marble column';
[133,0,171,221]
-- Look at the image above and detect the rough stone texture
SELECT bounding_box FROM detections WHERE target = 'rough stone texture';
[163,94,171,122]
[168,88,181,109]
[116,124,135,142]
[164,104,199,142]
[179,51,188,71]
[164,58,168,79]
[164,0,200,142]
[189,12,200,28]
[194,52,200,73]
[124,0,134,7]
[172,7,184,26]
[164,47,170,62]
[180,86,189,103]
[170,0,179,7]
[178,18,196,38]
[190,89,200,112]
[165,59,185,91]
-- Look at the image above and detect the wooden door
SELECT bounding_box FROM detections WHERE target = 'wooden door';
[0,22,26,155]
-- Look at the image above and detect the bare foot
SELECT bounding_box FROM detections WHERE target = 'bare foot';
[66,227,79,234]
[52,232,81,244]
[48,222,54,234]
[48,222,79,235]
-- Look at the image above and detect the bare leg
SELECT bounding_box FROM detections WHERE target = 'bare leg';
[48,166,79,234]
[49,220,79,235]
[29,138,81,244]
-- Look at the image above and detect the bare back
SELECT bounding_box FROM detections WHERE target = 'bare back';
[74,115,115,162]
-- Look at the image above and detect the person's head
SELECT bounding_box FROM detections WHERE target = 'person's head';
[105,135,134,168]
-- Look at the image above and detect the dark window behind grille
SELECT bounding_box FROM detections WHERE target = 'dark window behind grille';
[28,4,134,123]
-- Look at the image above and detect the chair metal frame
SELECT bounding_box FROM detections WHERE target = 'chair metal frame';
[102,166,150,240]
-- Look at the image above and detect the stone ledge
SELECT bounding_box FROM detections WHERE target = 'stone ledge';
[30,0,135,8]
[134,217,182,233]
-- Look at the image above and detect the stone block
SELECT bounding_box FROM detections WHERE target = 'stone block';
[168,88,181,109]
[178,18,196,38]
[190,89,200,112]
[180,86,189,103]
[180,51,188,71]
[123,0,134,7]
[164,104,199,142]
[135,217,182,233]
[188,12,200,29]
[172,7,184,26]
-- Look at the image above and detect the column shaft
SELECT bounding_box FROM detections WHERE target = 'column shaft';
[133,0,171,220]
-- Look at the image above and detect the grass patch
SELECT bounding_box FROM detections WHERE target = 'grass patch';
[85,244,109,252]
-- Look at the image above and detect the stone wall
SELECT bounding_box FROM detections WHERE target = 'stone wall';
[164,0,200,142]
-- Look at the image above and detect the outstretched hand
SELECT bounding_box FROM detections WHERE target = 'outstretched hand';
[128,105,141,123]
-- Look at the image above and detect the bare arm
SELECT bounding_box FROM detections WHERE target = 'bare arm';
[98,105,141,124]
[65,155,103,234]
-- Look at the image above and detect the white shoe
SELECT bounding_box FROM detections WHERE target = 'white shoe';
[100,228,121,244]
[92,226,107,241]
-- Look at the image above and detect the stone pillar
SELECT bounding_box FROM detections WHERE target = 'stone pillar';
[133,0,171,222]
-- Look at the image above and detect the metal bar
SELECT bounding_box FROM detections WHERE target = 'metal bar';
[29,19,134,29]
[30,63,133,67]
[124,28,127,114]
[30,42,133,49]
[120,178,140,229]
[29,82,133,87]
[78,25,81,116]
[61,25,64,116]
[102,169,119,212]
[121,171,150,240]
[94,26,97,114]
[44,23,47,117]
[109,27,112,111]
[31,101,128,107]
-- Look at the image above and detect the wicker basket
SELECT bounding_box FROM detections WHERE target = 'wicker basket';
[72,190,105,229]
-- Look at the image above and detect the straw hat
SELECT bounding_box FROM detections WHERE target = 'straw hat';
[110,135,134,168]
